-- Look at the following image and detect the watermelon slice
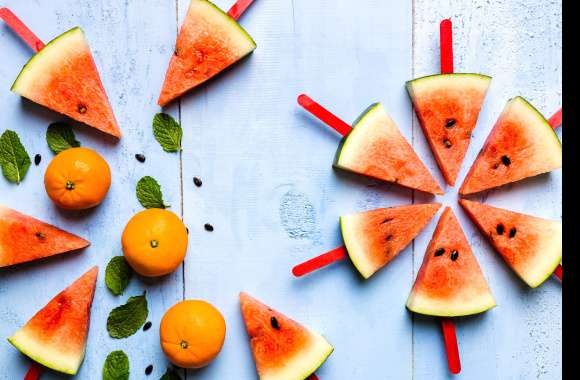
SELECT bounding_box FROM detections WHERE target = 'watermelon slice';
[0,205,89,268]
[407,208,496,317]
[460,96,562,194]
[158,0,257,106]
[240,292,333,380]
[8,266,98,375]
[11,27,121,138]
[341,203,441,279]
[459,199,562,288]
[406,74,491,185]
[334,103,443,195]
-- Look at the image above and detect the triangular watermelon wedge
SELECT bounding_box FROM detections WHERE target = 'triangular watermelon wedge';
[334,103,443,195]
[407,208,496,317]
[406,73,491,185]
[11,28,121,138]
[459,199,561,288]
[341,203,441,279]
[240,292,333,380]
[158,0,257,106]
[460,96,562,194]
[8,266,98,375]
[0,205,90,268]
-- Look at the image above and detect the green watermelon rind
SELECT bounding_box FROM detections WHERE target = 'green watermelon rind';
[7,333,82,375]
[510,96,562,148]
[11,27,82,92]
[204,0,257,49]
[283,334,334,380]
[406,294,496,317]
[340,214,375,279]
[405,72,492,91]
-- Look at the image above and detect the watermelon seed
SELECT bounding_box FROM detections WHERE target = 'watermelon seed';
[143,321,152,331]
[381,217,394,224]
[492,163,500,170]
[204,223,214,232]
[193,177,203,187]
[135,154,146,163]
[174,47,180,56]
[443,139,452,148]
[501,155,511,166]
[145,365,153,375]
[77,104,87,114]
[65,180,75,190]
[150,239,159,248]
[35,232,46,240]
[386,234,393,241]
[450,250,459,261]
[445,119,456,128]
[270,316,280,330]
[434,248,445,256]
[496,224,504,235]
[34,154,41,166]
[509,228,517,238]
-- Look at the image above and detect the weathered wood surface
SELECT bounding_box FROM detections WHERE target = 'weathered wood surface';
[0,0,561,379]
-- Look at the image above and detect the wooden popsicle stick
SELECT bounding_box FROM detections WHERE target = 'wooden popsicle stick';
[0,8,44,52]
[227,0,255,21]
[554,264,562,281]
[297,94,353,137]
[440,318,461,374]
[439,19,454,74]
[292,246,348,277]
[24,362,42,380]
[548,108,562,129]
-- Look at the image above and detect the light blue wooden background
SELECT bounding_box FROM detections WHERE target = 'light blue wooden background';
[0,0,561,379]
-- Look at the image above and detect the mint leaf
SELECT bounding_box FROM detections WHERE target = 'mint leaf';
[0,130,31,184]
[136,176,169,209]
[107,293,148,338]
[153,113,182,152]
[160,368,183,380]
[46,122,81,154]
[105,256,133,296]
[103,350,129,380]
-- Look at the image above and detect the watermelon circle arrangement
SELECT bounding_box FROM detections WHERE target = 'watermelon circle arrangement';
[0,1,562,379]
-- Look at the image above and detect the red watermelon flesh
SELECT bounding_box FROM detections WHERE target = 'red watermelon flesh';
[11,28,121,138]
[459,199,561,288]
[406,74,491,185]
[341,203,441,279]
[334,103,443,195]
[0,205,89,268]
[460,96,562,194]
[158,0,257,106]
[407,208,496,317]
[8,266,98,375]
[240,292,333,380]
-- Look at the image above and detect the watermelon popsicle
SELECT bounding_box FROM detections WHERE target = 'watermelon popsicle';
[293,204,441,279]
[407,208,496,374]
[0,8,121,138]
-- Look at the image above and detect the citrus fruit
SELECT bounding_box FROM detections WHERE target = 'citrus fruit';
[44,147,111,210]
[159,300,226,368]
[121,208,188,277]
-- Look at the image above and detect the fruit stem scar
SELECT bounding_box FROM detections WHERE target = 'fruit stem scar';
[65,180,75,190]
[150,239,159,248]
[180,340,188,349]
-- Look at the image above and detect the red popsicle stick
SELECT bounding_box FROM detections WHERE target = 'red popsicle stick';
[548,108,562,129]
[297,94,353,137]
[292,246,348,277]
[0,8,44,52]
[440,318,461,374]
[553,264,562,281]
[440,19,454,74]
[24,362,42,380]
[307,374,319,380]
[227,0,255,21]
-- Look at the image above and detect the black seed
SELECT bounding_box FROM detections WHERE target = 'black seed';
[381,217,394,224]
[35,232,46,240]
[501,155,511,166]
[496,224,504,235]
[509,227,517,238]
[270,316,280,330]
[193,177,203,187]
[204,223,214,232]
[143,321,152,331]
[443,139,452,148]
[135,154,146,163]
[492,163,500,170]
[34,154,41,166]
[434,248,445,256]
[450,250,459,261]
[145,365,153,375]
[386,234,393,241]
[77,104,87,114]
[445,119,457,128]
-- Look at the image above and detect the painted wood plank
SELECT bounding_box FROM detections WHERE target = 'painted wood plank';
[0,0,182,378]
[411,1,562,379]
